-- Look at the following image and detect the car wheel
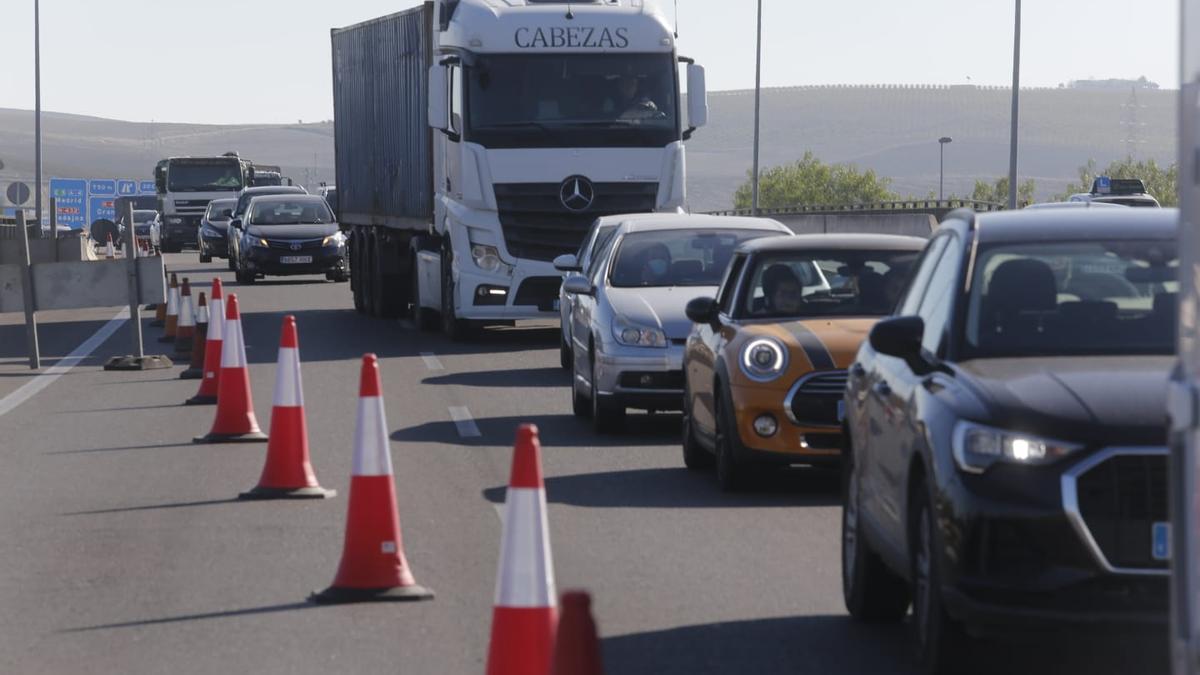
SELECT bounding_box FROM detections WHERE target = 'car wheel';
[559,333,572,370]
[590,354,624,433]
[199,248,212,264]
[681,385,713,470]
[411,252,436,331]
[227,254,236,270]
[571,348,590,419]
[842,439,909,621]
[911,477,967,674]
[714,387,747,491]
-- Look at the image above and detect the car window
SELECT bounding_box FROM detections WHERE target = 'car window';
[898,234,951,316]
[914,235,962,355]
[584,225,617,267]
[249,200,334,225]
[608,229,777,288]
[589,230,619,285]
[742,249,919,319]
[717,253,748,315]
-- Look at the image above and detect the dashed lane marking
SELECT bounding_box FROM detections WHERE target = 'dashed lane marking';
[420,352,444,371]
[448,406,481,438]
[0,309,128,420]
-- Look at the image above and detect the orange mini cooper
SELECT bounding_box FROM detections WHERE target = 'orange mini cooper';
[681,233,925,490]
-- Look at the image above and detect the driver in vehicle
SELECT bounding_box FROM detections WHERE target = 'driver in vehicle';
[608,74,659,118]
[761,264,803,316]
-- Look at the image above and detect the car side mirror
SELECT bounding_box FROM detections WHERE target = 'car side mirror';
[685,296,718,325]
[562,274,594,296]
[553,254,581,273]
[230,218,242,230]
[869,316,924,361]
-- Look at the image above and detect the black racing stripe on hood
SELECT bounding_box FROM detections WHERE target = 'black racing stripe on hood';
[783,322,835,370]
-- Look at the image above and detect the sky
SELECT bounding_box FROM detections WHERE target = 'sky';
[0,0,1182,125]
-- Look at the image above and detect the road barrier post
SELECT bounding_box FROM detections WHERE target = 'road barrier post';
[103,201,171,371]
[15,210,40,370]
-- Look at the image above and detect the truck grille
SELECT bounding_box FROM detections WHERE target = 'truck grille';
[513,276,562,310]
[1074,452,1168,571]
[786,370,848,427]
[494,182,658,262]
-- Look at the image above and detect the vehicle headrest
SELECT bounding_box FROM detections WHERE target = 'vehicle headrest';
[987,258,1057,314]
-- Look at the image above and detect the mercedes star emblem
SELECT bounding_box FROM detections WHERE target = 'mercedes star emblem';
[559,176,595,213]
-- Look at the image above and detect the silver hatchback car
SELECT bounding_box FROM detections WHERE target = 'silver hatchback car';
[563,214,790,433]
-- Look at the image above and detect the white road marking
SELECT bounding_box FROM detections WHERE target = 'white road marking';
[0,309,128,419]
[420,352,444,371]
[448,406,481,438]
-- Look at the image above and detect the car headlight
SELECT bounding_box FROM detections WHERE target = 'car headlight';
[201,224,220,237]
[322,232,346,247]
[952,421,1082,474]
[471,244,503,273]
[254,237,269,248]
[739,337,788,382]
[612,317,666,348]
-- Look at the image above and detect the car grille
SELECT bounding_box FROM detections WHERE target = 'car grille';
[513,276,562,310]
[787,370,848,427]
[493,182,658,262]
[266,238,325,251]
[1075,452,1168,571]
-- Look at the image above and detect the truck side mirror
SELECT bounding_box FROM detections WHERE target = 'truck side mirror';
[154,167,167,193]
[428,65,449,132]
[686,64,708,130]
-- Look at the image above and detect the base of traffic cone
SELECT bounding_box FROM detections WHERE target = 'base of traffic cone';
[193,430,268,444]
[238,485,336,500]
[104,355,175,371]
[184,393,217,406]
[308,583,434,605]
[180,366,204,380]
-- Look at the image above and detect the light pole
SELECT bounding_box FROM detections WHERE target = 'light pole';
[938,136,952,201]
[751,0,763,215]
[1007,0,1021,210]
[33,0,43,233]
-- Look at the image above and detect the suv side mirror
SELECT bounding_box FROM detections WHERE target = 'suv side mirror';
[553,254,581,273]
[230,218,242,230]
[562,274,594,296]
[685,296,718,324]
[869,316,924,361]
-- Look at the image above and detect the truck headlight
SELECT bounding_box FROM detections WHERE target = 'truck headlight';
[739,337,788,382]
[167,217,183,225]
[612,317,666,347]
[952,421,1081,474]
[471,244,502,273]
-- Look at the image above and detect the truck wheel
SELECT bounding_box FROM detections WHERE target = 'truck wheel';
[370,236,404,319]
[440,242,472,341]
[351,232,366,313]
[363,236,378,316]
[411,251,437,331]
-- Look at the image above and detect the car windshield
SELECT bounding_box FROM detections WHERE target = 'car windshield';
[610,229,777,288]
[964,239,1178,357]
[744,250,919,318]
[237,190,300,216]
[206,202,234,221]
[167,161,244,192]
[249,200,333,225]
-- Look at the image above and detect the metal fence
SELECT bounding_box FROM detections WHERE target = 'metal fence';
[705,199,1006,220]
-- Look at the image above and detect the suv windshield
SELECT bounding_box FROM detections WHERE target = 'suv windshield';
[610,229,777,288]
[964,239,1178,357]
[167,161,244,192]
[249,200,333,225]
[468,53,678,149]
[744,250,919,318]
[206,201,235,221]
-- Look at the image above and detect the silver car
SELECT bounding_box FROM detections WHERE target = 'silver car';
[563,214,791,433]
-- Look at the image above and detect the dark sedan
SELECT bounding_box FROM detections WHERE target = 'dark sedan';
[227,185,307,271]
[841,208,1176,673]
[198,198,237,262]
[234,195,348,284]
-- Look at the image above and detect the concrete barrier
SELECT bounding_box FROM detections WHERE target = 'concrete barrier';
[773,213,937,238]
[0,236,94,265]
[0,257,164,314]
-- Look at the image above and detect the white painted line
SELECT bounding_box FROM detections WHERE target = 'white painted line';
[420,352,444,371]
[448,406,481,438]
[0,309,128,419]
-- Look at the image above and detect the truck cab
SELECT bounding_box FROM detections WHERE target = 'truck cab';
[154,155,248,252]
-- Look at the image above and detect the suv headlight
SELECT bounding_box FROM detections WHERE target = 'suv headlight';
[739,337,788,382]
[253,237,269,248]
[612,317,666,348]
[322,232,346,247]
[952,421,1081,474]
[471,244,503,273]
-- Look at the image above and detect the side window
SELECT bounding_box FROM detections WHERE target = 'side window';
[915,235,963,355]
[449,65,463,137]
[589,233,618,285]
[717,254,748,315]
[898,234,950,316]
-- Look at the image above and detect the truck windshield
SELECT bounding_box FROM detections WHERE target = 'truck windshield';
[168,162,244,192]
[467,53,678,149]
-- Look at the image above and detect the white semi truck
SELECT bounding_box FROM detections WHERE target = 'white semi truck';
[330,0,707,338]
[154,155,249,253]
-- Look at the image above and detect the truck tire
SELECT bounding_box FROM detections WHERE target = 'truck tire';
[351,230,366,313]
[411,250,437,331]
[363,235,378,316]
[371,235,405,319]
[440,240,473,341]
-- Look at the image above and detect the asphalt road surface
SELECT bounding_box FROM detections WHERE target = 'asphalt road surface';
[0,254,1168,674]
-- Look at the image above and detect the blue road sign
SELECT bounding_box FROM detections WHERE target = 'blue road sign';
[49,178,88,230]
[6,182,31,206]
[139,181,156,195]
[88,179,116,197]
[1096,176,1112,195]
[117,180,137,196]
[89,195,116,226]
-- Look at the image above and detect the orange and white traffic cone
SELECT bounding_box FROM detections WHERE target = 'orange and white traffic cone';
[486,424,558,675]
[551,592,604,675]
[193,293,267,443]
[174,279,196,358]
[151,267,168,327]
[186,278,224,405]
[240,316,334,500]
[310,354,434,604]
[158,274,180,343]
[181,292,209,380]
[104,234,116,260]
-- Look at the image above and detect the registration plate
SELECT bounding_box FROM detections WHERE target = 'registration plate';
[280,255,312,264]
[1153,522,1171,561]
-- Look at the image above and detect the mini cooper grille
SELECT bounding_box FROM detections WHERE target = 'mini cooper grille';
[788,370,848,427]
[1076,453,1168,571]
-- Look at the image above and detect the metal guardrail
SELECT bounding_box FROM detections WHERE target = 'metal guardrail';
[706,199,1006,220]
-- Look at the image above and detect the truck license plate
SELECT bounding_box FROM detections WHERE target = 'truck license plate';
[280,256,312,264]
[1152,522,1171,561]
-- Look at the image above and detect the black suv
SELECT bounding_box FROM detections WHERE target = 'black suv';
[842,208,1176,673]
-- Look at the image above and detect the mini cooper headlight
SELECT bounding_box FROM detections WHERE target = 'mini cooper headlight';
[952,421,1082,474]
[740,337,788,382]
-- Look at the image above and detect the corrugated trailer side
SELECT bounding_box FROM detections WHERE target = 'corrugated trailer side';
[331,2,434,230]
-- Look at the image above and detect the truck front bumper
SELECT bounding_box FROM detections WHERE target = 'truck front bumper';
[455,259,562,321]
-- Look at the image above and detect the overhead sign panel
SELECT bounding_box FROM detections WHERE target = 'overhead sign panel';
[49,178,88,230]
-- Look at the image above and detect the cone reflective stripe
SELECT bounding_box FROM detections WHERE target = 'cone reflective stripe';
[487,425,557,675]
[194,294,267,443]
[186,279,224,405]
[104,234,115,260]
[240,316,334,500]
[310,354,432,604]
[159,274,179,343]
[181,293,209,380]
[174,279,196,358]
[551,592,604,675]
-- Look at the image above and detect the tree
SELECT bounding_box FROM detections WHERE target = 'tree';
[1056,157,1178,206]
[970,177,1036,207]
[733,152,898,209]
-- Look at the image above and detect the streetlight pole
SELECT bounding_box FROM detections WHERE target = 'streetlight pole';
[1007,0,1021,210]
[34,0,43,233]
[938,137,953,201]
[751,0,763,215]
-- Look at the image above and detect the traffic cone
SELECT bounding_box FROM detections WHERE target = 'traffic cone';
[180,292,209,380]
[151,267,167,327]
[186,278,224,405]
[104,234,115,260]
[486,424,558,675]
[310,354,434,604]
[158,274,179,343]
[551,592,604,675]
[193,293,267,443]
[174,279,196,359]
[240,316,334,500]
